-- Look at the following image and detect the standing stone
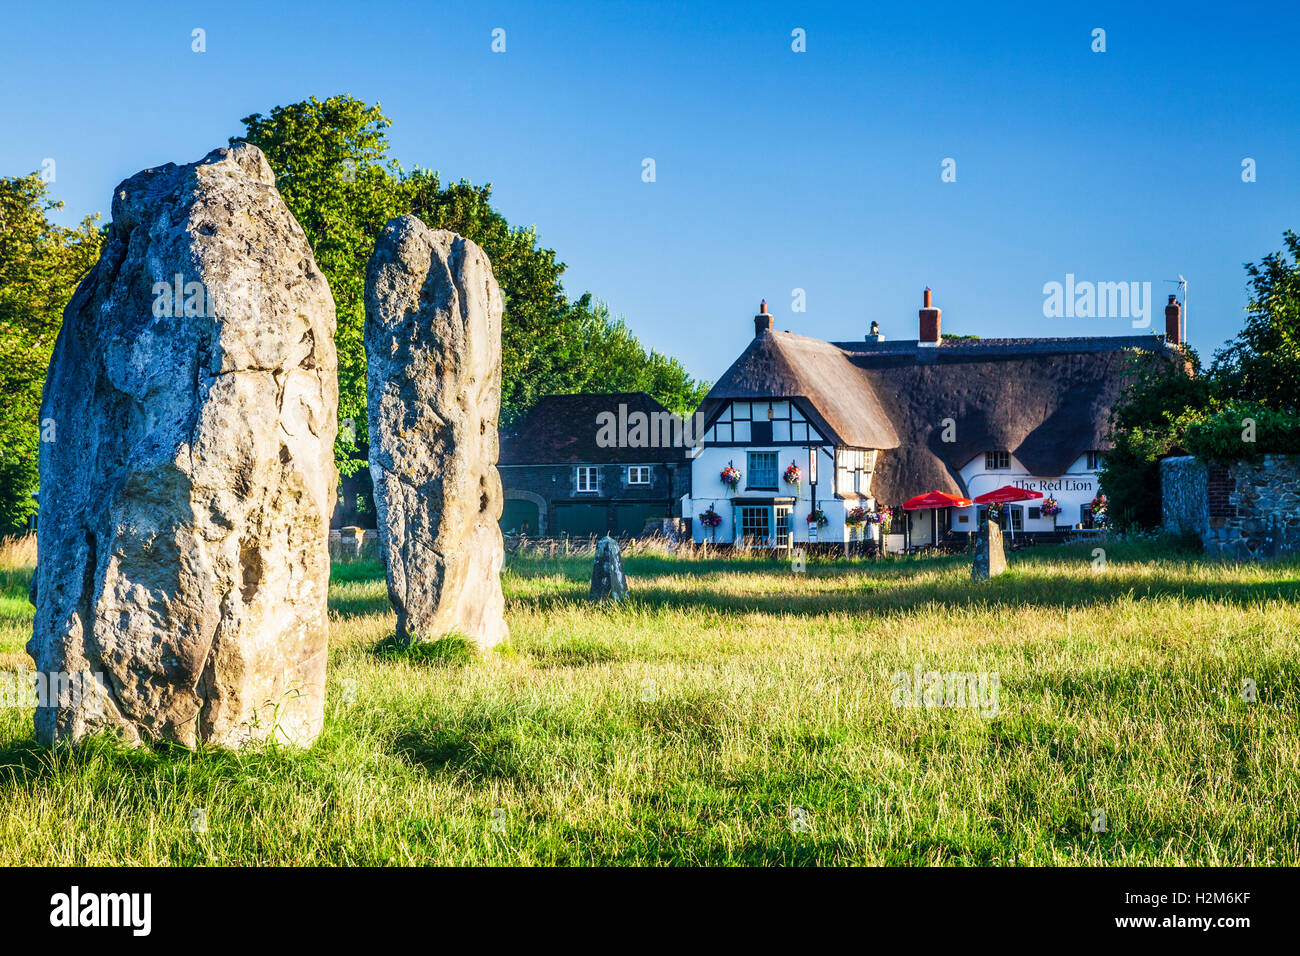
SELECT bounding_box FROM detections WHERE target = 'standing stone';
[365,216,508,649]
[590,536,629,601]
[28,145,338,749]
[972,518,1008,580]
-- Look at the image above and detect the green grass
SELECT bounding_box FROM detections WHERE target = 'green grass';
[0,534,1297,865]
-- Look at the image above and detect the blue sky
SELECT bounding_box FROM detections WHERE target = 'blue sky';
[4,1,1297,382]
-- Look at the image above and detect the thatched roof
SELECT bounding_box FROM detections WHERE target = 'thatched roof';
[700,330,901,449]
[500,392,688,465]
[701,328,1180,505]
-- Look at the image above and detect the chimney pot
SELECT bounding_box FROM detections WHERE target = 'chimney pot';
[754,300,774,337]
[1165,295,1183,346]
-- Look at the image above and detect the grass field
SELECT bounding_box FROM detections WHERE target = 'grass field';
[1,533,1297,865]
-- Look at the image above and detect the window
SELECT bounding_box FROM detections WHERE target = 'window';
[1028,506,1041,520]
[747,451,778,490]
[626,466,651,486]
[1087,451,1104,470]
[1008,507,1023,531]
[575,466,600,493]
[739,506,771,545]
[1081,505,1094,529]
[986,450,1010,471]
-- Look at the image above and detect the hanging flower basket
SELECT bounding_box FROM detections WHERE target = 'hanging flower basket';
[699,505,723,528]
[783,463,802,488]
[720,464,741,490]
[806,508,828,528]
[1041,496,1062,517]
[845,506,867,527]
[1090,493,1109,527]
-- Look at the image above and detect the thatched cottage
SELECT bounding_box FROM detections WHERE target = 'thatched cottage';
[687,291,1186,548]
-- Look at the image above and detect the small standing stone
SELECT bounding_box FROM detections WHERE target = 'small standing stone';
[972,519,1008,580]
[590,536,629,601]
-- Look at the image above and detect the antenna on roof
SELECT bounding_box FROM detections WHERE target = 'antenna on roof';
[1164,275,1188,340]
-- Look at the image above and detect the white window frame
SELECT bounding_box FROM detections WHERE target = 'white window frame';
[575,466,600,493]
[626,465,651,486]
[986,450,1010,471]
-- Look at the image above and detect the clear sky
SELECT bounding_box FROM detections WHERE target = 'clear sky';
[4,1,1297,382]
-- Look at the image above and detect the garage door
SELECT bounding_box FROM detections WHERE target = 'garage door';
[614,502,666,536]
[555,503,608,537]
[500,499,540,535]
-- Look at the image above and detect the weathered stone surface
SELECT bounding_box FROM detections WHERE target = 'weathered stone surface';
[590,536,629,600]
[29,144,338,748]
[972,519,1007,580]
[365,216,508,649]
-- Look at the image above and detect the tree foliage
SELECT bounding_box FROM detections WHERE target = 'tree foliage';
[0,175,102,532]
[234,95,708,472]
[1101,230,1300,529]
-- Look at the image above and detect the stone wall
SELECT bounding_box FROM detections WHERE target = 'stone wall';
[1161,454,1300,558]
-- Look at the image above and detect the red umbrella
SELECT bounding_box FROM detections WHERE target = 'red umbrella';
[973,485,1044,504]
[902,490,973,510]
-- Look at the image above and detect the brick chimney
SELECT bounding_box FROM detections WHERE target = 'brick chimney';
[754,299,773,337]
[1165,295,1183,346]
[918,287,941,346]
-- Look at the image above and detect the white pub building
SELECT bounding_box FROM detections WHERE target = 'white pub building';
[684,291,1185,549]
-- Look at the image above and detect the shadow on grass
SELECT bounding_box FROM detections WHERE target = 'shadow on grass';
[0,730,326,786]
[390,716,527,783]
[371,634,476,667]
[505,547,1300,620]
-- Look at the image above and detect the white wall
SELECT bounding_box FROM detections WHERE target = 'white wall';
[687,439,866,544]
[952,452,1101,531]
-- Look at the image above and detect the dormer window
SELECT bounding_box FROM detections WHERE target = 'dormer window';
[985,450,1010,471]
[1087,451,1104,470]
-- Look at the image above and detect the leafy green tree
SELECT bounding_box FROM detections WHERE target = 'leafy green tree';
[233,95,708,465]
[1099,348,1207,530]
[0,175,102,533]
[1210,229,1300,411]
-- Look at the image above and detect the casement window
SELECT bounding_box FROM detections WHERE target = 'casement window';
[1087,451,1104,470]
[985,450,1010,471]
[1028,506,1042,520]
[1008,507,1024,531]
[747,451,778,490]
[575,466,600,493]
[626,465,651,486]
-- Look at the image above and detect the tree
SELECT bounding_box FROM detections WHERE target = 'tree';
[233,95,708,470]
[1099,348,1207,530]
[0,175,102,533]
[1210,229,1300,411]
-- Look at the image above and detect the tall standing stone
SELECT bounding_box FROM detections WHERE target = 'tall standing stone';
[365,216,508,649]
[972,518,1008,580]
[28,145,338,748]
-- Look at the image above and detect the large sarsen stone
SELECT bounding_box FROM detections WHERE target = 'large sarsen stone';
[365,216,508,650]
[28,144,338,748]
